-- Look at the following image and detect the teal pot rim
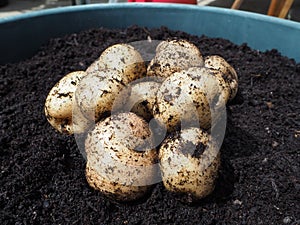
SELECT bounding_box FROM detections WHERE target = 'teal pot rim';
[1,3,300,63]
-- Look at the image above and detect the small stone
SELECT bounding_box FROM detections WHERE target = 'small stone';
[233,199,242,205]
[266,101,274,109]
[262,158,268,163]
[272,141,279,148]
[249,99,259,106]
[294,130,300,138]
[283,216,292,224]
[43,200,50,208]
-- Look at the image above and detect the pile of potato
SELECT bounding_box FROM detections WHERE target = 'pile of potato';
[45,40,238,202]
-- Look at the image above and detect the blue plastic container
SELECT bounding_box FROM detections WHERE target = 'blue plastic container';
[0,3,299,64]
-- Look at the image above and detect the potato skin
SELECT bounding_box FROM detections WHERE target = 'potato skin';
[74,69,128,122]
[147,39,204,79]
[159,127,220,202]
[126,80,161,121]
[85,161,151,202]
[85,112,158,201]
[44,71,86,134]
[204,55,238,101]
[153,67,222,132]
[86,43,146,83]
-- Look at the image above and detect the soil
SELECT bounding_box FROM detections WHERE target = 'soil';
[1,26,299,225]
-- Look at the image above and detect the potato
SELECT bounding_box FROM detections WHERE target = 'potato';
[85,112,158,201]
[125,80,161,121]
[147,39,204,79]
[159,127,220,202]
[86,43,146,83]
[204,55,238,101]
[153,67,223,132]
[74,69,128,122]
[44,71,88,134]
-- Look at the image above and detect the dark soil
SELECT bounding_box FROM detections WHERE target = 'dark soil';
[1,26,299,225]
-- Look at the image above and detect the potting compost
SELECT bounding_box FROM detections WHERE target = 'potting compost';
[0,26,299,225]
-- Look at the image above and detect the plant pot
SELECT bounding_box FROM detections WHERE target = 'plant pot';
[127,0,197,4]
[0,3,300,64]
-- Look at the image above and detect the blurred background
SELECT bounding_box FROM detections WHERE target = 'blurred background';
[0,0,299,22]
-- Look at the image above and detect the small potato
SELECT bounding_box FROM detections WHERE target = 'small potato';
[85,112,158,201]
[44,71,88,134]
[153,67,222,132]
[204,55,238,101]
[125,80,161,121]
[159,127,220,202]
[74,69,128,122]
[147,39,204,79]
[86,43,146,83]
